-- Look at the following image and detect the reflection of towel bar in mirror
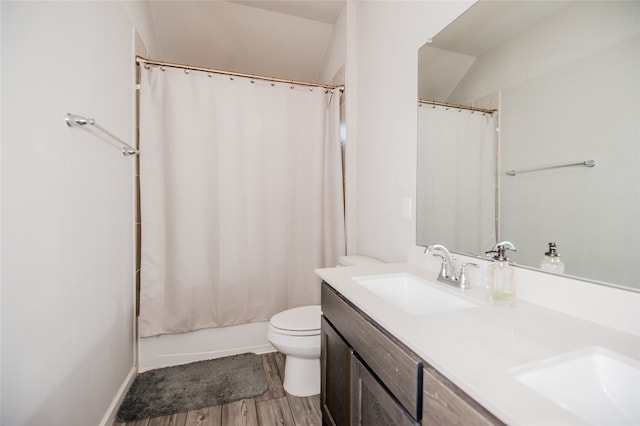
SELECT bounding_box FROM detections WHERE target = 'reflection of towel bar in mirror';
[506,160,595,176]
[65,113,139,156]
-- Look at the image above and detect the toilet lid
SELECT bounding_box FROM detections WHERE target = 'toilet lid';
[270,305,321,332]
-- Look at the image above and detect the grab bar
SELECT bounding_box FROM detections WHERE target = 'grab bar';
[506,160,595,176]
[65,113,139,156]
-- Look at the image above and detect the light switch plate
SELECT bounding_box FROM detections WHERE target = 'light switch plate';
[402,198,412,220]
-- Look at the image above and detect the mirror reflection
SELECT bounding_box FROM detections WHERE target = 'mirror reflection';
[417,1,639,291]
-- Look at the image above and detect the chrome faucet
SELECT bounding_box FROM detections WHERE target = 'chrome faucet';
[424,244,477,289]
[425,244,458,282]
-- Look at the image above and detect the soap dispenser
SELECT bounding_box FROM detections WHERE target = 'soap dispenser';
[487,241,517,306]
[540,242,565,274]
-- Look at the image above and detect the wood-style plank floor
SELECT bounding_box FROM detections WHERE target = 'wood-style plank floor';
[113,352,321,426]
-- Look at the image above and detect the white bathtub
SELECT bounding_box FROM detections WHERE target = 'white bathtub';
[138,321,275,371]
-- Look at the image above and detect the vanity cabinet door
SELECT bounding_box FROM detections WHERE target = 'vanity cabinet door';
[322,283,423,419]
[321,317,352,426]
[351,354,420,426]
[422,366,504,426]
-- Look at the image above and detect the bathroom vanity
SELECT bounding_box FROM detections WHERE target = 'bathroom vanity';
[321,282,500,425]
[317,262,640,425]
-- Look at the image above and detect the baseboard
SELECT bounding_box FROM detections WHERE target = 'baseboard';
[99,366,137,426]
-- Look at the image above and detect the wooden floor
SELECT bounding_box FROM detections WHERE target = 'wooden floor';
[113,352,321,426]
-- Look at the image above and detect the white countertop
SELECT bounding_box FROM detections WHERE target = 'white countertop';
[315,262,640,426]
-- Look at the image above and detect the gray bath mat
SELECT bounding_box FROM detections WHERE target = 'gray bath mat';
[116,353,268,422]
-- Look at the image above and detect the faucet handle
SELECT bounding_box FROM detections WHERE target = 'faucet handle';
[459,262,478,289]
[430,253,449,278]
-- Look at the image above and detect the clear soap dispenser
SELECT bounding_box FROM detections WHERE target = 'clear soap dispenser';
[487,241,517,306]
[540,242,565,274]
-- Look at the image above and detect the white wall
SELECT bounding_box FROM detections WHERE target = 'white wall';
[318,4,347,84]
[501,35,639,288]
[121,1,158,59]
[1,2,137,424]
[346,0,474,261]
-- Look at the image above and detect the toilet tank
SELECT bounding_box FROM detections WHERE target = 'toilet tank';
[337,255,382,267]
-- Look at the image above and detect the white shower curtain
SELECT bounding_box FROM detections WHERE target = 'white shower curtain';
[417,105,497,255]
[138,66,345,337]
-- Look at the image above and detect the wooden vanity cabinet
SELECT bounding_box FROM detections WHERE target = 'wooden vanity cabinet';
[351,354,420,426]
[321,316,419,426]
[321,283,422,425]
[321,282,503,426]
[422,365,503,426]
[321,316,352,426]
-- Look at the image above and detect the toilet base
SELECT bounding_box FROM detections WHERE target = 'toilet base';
[282,356,320,397]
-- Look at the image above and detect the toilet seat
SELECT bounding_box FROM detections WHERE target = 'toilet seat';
[269,305,321,336]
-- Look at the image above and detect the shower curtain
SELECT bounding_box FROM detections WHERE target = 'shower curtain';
[138,66,345,337]
[417,105,497,256]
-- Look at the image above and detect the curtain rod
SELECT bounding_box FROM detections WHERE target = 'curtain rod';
[419,99,497,114]
[136,56,343,92]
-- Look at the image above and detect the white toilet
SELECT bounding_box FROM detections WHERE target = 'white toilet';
[267,255,381,396]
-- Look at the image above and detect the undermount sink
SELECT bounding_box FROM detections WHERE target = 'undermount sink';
[353,272,478,316]
[512,347,640,425]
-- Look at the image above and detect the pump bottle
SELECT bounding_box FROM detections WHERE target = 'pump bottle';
[487,241,517,306]
[540,242,565,274]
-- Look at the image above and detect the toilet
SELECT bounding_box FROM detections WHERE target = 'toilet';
[267,255,381,396]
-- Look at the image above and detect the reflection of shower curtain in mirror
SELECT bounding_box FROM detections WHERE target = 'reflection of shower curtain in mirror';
[417,106,497,255]
[138,66,345,337]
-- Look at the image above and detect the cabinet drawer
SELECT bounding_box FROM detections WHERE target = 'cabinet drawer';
[322,282,423,420]
[422,366,503,426]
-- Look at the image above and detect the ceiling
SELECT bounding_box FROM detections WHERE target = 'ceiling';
[145,0,345,83]
[230,1,345,24]
[429,1,569,57]
[143,1,575,94]
[419,1,570,102]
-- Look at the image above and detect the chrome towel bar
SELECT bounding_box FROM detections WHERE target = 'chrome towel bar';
[65,113,139,156]
[506,160,595,176]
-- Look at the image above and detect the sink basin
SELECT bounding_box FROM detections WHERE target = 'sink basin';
[353,272,477,316]
[512,347,640,425]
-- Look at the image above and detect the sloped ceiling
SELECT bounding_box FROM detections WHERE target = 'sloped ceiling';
[231,1,344,24]
[418,1,569,102]
[144,0,345,83]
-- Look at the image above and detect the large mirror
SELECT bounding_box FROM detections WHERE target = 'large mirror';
[417,1,639,291]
